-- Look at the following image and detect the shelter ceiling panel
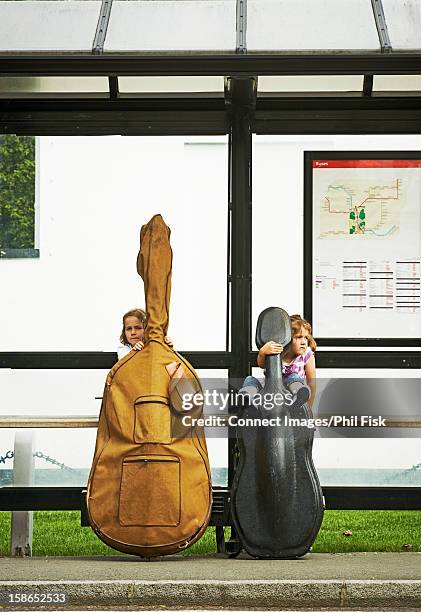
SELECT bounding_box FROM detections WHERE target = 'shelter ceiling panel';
[374,75,421,91]
[247,0,380,53]
[119,76,225,93]
[0,1,101,52]
[104,0,236,52]
[0,77,109,94]
[383,0,421,51]
[258,75,364,93]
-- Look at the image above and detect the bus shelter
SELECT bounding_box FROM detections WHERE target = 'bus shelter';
[1,0,421,552]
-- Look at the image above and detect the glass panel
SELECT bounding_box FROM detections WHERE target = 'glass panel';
[252,133,421,349]
[105,0,236,52]
[252,138,305,340]
[0,429,97,487]
[383,0,421,52]
[0,136,227,351]
[0,77,109,95]
[0,370,107,417]
[258,76,364,93]
[198,368,228,480]
[249,367,421,486]
[313,438,421,485]
[119,76,225,94]
[0,368,105,486]
[0,1,101,52]
[247,0,379,52]
[252,133,421,489]
[374,75,421,92]
[0,368,228,486]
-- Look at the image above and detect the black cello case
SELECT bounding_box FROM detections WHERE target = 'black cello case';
[230,307,324,559]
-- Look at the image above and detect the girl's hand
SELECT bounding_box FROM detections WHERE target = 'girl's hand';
[132,341,144,351]
[260,341,283,355]
[164,336,174,347]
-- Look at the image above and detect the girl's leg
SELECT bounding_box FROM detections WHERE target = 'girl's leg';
[283,373,310,406]
[239,375,263,399]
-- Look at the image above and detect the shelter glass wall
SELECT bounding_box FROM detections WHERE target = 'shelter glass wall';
[252,134,421,486]
[0,368,229,485]
[0,135,228,484]
[0,135,228,352]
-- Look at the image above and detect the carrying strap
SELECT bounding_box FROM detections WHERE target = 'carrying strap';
[137,214,172,343]
[165,361,203,414]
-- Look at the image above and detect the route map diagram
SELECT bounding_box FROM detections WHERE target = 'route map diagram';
[312,158,421,336]
[319,178,403,239]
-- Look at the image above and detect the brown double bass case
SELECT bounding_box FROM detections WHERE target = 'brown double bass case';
[87,214,212,557]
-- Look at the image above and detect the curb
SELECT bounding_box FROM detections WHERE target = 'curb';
[1,579,421,609]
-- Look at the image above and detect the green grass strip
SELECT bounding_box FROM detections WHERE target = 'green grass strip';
[0,511,420,556]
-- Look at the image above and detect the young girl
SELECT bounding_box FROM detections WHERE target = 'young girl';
[242,314,316,408]
[117,308,173,360]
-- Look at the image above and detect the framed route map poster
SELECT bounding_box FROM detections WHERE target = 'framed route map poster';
[304,152,421,345]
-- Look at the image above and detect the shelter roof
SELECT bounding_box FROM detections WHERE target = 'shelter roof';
[1,0,421,97]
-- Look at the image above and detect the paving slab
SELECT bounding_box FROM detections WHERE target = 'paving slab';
[0,553,420,609]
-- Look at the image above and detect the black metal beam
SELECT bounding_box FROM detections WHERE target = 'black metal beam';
[2,54,421,76]
[0,351,232,370]
[314,351,421,369]
[2,351,421,369]
[0,487,84,511]
[363,74,374,96]
[247,351,421,369]
[0,352,117,369]
[316,338,421,347]
[228,78,255,489]
[323,486,421,510]
[229,78,254,380]
[3,95,421,137]
[0,486,233,527]
[0,95,224,112]
[0,98,228,136]
[1,486,419,513]
[254,96,421,134]
[108,76,119,100]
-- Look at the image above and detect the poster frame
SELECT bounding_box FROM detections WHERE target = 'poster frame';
[304,150,421,347]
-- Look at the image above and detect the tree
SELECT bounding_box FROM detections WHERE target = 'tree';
[0,135,35,249]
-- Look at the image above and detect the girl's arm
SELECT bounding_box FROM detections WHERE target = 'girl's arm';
[257,341,284,368]
[304,355,316,408]
[257,349,266,368]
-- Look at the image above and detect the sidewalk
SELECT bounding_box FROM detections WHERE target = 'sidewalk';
[0,552,420,609]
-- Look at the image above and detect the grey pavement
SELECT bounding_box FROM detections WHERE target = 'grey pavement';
[0,553,421,609]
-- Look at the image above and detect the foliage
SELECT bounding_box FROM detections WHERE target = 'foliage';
[0,135,36,249]
[312,510,421,553]
[0,511,420,556]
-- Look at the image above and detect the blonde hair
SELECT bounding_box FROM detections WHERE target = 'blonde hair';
[290,314,317,352]
[120,308,148,346]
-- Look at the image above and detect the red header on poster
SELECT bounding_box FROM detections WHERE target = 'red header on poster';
[312,159,421,169]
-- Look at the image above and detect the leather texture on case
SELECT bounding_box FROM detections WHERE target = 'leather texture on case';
[87,214,212,557]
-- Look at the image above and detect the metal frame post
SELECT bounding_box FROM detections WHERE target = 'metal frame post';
[10,431,35,557]
[227,77,256,484]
